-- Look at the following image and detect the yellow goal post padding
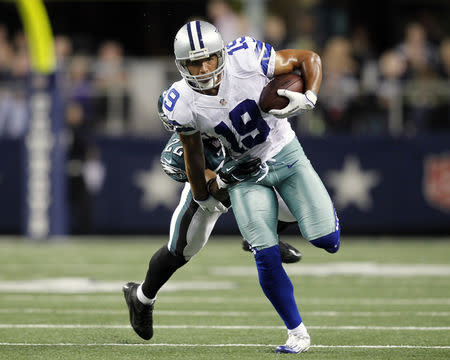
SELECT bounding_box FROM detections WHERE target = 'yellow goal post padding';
[15,0,55,74]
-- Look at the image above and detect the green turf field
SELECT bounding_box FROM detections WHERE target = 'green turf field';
[0,236,449,359]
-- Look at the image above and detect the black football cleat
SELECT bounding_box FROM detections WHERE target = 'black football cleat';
[122,282,154,340]
[278,240,302,263]
[242,239,252,252]
[242,239,302,263]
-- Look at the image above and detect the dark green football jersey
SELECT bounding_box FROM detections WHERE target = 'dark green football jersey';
[160,133,226,183]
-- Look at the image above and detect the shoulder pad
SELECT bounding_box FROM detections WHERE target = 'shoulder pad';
[161,162,187,183]
[162,82,197,134]
[160,134,188,182]
[226,37,275,77]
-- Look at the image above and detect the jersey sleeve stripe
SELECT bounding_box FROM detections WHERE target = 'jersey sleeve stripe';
[255,40,263,55]
[175,127,197,134]
[169,119,182,126]
[169,120,196,133]
[255,40,265,63]
[260,43,272,75]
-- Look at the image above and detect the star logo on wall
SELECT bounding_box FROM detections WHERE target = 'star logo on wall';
[134,159,183,211]
[325,156,381,211]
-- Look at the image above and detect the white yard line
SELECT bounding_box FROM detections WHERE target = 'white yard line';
[212,263,450,277]
[0,324,448,330]
[0,308,448,317]
[0,279,234,293]
[0,342,448,349]
[2,294,450,305]
[4,262,450,277]
[0,263,449,294]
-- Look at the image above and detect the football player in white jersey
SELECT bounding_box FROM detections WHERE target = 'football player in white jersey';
[145,21,339,353]
[122,90,302,342]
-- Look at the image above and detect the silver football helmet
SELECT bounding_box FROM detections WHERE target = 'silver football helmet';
[157,89,174,132]
[174,20,226,91]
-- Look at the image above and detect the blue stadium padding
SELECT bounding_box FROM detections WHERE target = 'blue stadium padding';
[2,134,449,235]
[49,72,67,235]
[22,72,67,238]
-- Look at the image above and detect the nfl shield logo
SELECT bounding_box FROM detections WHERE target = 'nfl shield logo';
[424,154,450,212]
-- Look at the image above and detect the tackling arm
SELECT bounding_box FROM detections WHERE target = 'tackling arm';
[179,132,228,213]
[179,132,208,201]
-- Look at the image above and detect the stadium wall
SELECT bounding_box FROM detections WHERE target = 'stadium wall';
[1,135,449,236]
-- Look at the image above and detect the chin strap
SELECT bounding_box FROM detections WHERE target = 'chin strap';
[199,78,214,90]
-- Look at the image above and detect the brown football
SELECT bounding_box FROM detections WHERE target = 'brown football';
[258,73,304,113]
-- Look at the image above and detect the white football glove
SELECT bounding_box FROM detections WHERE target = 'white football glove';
[269,89,317,118]
[194,195,228,213]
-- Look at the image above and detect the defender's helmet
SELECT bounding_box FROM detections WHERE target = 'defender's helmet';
[174,20,226,91]
[157,89,174,132]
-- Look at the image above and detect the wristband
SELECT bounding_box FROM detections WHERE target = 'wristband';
[206,178,216,193]
[215,174,228,189]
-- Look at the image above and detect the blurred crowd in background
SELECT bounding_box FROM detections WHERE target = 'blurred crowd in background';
[0,0,449,142]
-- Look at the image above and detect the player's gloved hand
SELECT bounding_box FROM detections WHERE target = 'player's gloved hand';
[269,89,317,118]
[194,195,228,213]
[216,156,262,188]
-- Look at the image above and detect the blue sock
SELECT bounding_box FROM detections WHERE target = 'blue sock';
[254,245,302,329]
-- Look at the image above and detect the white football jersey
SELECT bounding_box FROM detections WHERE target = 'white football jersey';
[162,37,295,162]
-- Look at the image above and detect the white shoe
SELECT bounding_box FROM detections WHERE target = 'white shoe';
[275,323,310,354]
